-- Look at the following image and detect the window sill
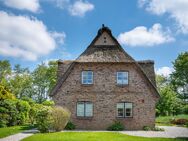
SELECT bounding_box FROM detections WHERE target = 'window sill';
[81,84,94,86]
[116,84,128,87]
[76,116,93,120]
[116,116,133,119]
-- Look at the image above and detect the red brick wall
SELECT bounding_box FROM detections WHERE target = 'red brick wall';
[53,62,159,130]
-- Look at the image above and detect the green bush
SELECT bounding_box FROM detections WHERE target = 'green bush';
[16,100,30,125]
[107,121,124,131]
[0,84,15,100]
[51,106,70,132]
[65,121,76,130]
[183,105,188,114]
[143,126,151,131]
[186,122,188,128]
[42,100,55,106]
[171,118,188,125]
[153,127,165,131]
[0,99,18,126]
[36,106,52,133]
[29,104,43,125]
[143,126,164,131]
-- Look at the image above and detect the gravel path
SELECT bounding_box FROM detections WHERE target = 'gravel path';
[0,129,38,141]
[120,126,188,138]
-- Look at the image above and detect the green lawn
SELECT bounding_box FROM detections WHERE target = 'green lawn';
[0,125,33,138]
[156,114,188,126]
[22,132,188,141]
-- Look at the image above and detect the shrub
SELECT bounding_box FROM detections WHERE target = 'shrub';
[36,106,52,133]
[65,121,76,130]
[51,106,70,132]
[183,105,188,114]
[143,126,151,131]
[29,104,43,125]
[16,100,30,125]
[143,126,165,131]
[186,122,188,128]
[107,121,124,131]
[153,127,165,131]
[0,84,15,100]
[171,119,188,125]
[42,100,55,106]
[0,99,18,126]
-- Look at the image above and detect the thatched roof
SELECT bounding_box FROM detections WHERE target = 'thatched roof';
[50,25,159,97]
[76,25,133,62]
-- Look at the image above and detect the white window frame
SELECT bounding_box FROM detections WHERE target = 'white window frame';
[116,102,133,118]
[76,102,93,117]
[117,71,128,85]
[82,71,93,84]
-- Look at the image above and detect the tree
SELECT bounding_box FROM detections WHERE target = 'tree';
[0,60,11,90]
[171,52,188,101]
[46,61,58,93]
[156,75,168,90]
[32,61,57,103]
[0,83,15,100]
[0,60,11,82]
[9,65,33,99]
[156,86,183,116]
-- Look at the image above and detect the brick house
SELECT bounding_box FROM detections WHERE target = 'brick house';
[50,25,160,130]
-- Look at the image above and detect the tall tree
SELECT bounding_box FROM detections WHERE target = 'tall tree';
[156,74,168,90]
[171,52,188,101]
[9,64,33,99]
[32,61,57,103]
[0,60,11,86]
[157,85,183,116]
[46,61,58,93]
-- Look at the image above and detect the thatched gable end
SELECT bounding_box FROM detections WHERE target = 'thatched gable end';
[76,25,134,62]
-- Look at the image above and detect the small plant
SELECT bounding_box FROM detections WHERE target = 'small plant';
[186,122,188,128]
[143,126,151,131]
[143,126,165,131]
[107,121,124,131]
[153,127,165,131]
[171,119,188,125]
[65,121,76,130]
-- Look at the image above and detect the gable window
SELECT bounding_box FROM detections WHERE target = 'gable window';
[117,72,128,85]
[77,102,93,117]
[82,71,93,84]
[117,102,132,118]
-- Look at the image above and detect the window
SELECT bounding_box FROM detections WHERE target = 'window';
[117,102,132,118]
[117,72,128,85]
[77,102,93,117]
[82,71,93,84]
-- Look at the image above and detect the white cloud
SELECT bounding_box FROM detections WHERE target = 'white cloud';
[139,0,188,34]
[3,0,40,13]
[69,0,94,17]
[117,23,174,47]
[0,11,65,61]
[156,66,173,77]
[2,0,94,17]
[52,0,70,9]
[51,31,66,44]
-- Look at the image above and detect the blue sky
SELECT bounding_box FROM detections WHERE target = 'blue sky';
[0,0,188,76]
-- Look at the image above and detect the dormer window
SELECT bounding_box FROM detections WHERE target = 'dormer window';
[117,71,128,85]
[82,71,93,84]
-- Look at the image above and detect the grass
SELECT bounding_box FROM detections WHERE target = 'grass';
[156,114,188,126]
[0,125,33,138]
[22,132,188,141]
